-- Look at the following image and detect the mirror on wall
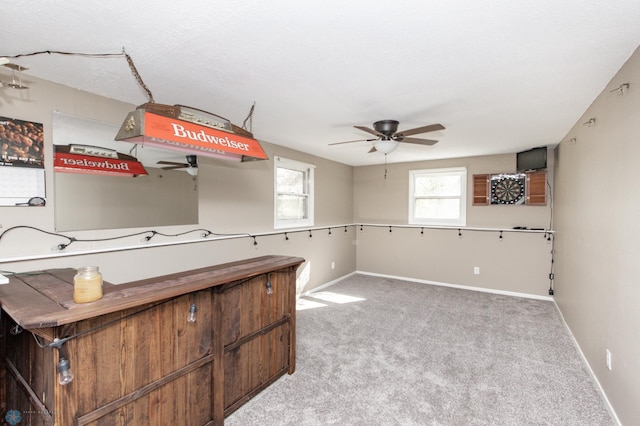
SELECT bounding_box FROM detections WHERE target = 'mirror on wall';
[53,112,198,231]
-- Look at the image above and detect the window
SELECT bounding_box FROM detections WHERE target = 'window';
[274,156,315,229]
[409,167,467,226]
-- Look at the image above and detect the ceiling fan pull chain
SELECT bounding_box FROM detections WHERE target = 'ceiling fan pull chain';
[384,154,388,179]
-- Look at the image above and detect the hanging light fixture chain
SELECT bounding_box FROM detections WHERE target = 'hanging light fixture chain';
[242,101,255,133]
[124,50,154,103]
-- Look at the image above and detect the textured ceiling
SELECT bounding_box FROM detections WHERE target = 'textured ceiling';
[1,1,639,166]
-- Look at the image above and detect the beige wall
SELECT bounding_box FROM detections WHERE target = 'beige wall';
[355,153,553,228]
[0,75,356,291]
[553,46,640,424]
[353,154,554,297]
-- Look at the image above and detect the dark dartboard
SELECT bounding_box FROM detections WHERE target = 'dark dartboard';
[491,176,525,204]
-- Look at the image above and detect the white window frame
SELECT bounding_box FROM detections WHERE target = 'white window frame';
[408,167,467,226]
[274,156,315,229]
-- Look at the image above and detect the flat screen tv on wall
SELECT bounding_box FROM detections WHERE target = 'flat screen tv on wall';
[516,146,547,172]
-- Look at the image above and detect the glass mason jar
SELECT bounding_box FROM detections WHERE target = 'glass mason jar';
[73,266,103,303]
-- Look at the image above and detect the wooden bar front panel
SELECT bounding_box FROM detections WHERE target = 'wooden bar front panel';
[1,255,303,426]
[220,269,296,416]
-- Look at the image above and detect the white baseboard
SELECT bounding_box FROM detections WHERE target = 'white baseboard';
[298,271,358,298]
[552,301,621,426]
[354,270,554,301]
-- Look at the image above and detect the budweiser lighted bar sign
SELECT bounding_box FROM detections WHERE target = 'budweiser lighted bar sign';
[114,104,268,162]
[54,145,148,177]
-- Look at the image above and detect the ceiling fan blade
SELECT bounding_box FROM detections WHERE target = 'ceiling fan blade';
[160,165,186,170]
[7,82,28,89]
[395,123,445,138]
[354,125,385,138]
[2,63,28,71]
[328,138,377,146]
[157,160,188,166]
[398,137,439,146]
[368,146,377,153]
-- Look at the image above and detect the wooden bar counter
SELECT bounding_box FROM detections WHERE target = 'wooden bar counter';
[0,255,304,425]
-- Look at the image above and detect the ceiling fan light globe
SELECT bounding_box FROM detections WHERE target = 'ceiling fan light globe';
[186,166,198,176]
[374,140,398,154]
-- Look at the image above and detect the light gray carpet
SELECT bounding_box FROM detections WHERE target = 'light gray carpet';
[226,274,613,426]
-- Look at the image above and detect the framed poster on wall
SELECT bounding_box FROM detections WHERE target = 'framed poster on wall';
[1,116,44,167]
[0,116,46,206]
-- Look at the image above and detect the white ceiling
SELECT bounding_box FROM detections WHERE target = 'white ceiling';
[1,1,639,166]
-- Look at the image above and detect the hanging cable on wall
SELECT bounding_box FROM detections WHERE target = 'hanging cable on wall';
[0,224,551,272]
[142,231,157,242]
[548,232,555,295]
[0,225,253,252]
[546,179,554,236]
[2,224,549,251]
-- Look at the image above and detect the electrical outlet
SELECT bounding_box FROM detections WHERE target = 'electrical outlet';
[473,266,480,275]
[331,261,335,270]
[606,349,612,371]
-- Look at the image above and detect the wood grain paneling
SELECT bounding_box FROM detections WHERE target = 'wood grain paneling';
[526,170,547,205]
[1,256,303,425]
[473,174,490,205]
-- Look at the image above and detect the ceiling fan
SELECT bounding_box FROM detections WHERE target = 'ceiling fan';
[0,57,29,89]
[157,155,198,176]
[329,120,445,154]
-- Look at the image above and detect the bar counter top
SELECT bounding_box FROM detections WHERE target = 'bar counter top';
[0,255,304,329]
